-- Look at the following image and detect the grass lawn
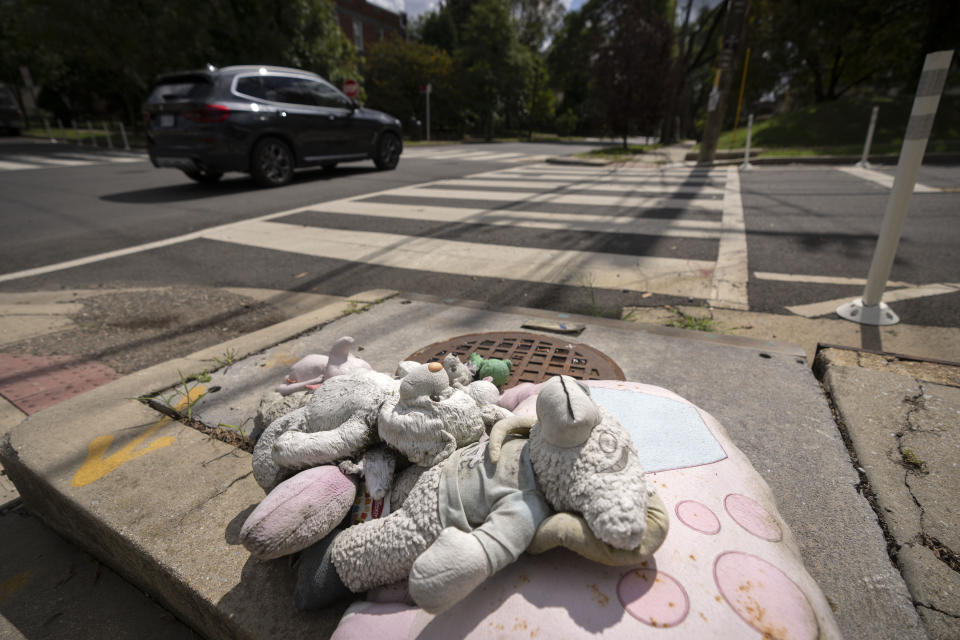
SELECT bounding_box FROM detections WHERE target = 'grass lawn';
[23,125,146,148]
[576,144,658,161]
[710,95,960,156]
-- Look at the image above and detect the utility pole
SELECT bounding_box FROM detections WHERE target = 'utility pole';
[697,0,750,166]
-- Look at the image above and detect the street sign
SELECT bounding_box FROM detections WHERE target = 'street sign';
[343,78,359,99]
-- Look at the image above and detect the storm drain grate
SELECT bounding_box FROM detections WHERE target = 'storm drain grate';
[405,331,624,388]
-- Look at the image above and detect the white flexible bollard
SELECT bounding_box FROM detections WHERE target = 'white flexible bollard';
[837,49,954,326]
[119,122,130,151]
[740,113,753,171]
[857,105,879,169]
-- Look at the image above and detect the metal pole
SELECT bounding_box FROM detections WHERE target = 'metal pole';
[740,114,753,171]
[57,118,65,143]
[86,121,96,147]
[103,122,114,149]
[119,122,130,151]
[837,49,954,326]
[44,117,55,143]
[697,0,750,165]
[74,124,82,146]
[425,83,431,142]
[857,105,879,168]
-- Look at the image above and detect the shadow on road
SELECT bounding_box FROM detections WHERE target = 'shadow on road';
[100,166,377,204]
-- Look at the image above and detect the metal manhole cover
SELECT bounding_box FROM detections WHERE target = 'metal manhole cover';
[405,332,624,389]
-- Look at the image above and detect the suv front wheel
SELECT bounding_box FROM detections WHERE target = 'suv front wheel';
[251,137,294,187]
[373,132,401,170]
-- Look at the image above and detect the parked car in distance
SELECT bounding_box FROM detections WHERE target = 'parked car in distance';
[143,65,403,187]
[0,84,25,135]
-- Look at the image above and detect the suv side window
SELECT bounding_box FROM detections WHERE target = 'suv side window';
[262,76,318,106]
[310,81,352,109]
[235,76,267,100]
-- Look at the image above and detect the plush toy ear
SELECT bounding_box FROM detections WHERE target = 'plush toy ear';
[240,466,357,560]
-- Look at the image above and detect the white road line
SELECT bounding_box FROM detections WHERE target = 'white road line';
[8,155,92,167]
[433,178,724,195]
[0,180,425,283]
[786,283,960,317]
[308,200,722,238]
[204,219,717,298]
[754,271,913,287]
[836,166,938,192]
[477,170,724,184]
[381,186,724,210]
[710,166,749,309]
[0,160,41,171]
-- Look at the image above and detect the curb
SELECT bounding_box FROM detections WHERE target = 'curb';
[0,291,924,640]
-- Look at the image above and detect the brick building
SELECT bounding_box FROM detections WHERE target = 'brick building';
[333,0,407,54]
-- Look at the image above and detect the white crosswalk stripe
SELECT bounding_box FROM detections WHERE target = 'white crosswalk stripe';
[0,150,145,172]
[401,148,552,164]
[198,164,742,304]
[0,164,746,308]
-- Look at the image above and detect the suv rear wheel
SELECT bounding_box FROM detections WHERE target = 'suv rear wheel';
[251,137,294,187]
[182,168,223,184]
[373,132,400,170]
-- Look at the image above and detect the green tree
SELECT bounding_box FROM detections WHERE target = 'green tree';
[363,38,457,135]
[0,0,356,126]
[748,0,927,104]
[456,0,531,139]
[511,0,565,52]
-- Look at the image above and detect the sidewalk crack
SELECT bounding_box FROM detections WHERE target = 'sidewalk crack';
[178,471,252,526]
[915,603,960,620]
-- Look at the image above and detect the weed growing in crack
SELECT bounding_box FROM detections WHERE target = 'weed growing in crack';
[210,348,239,368]
[342,301,371,316]
[218,418,252,439]
[665,305,720,332]
[900,448,926,471]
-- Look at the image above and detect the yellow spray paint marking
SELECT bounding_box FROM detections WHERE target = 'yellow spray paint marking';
[72,386,206,487]
[0,571,31,602]
[264,350,297,369]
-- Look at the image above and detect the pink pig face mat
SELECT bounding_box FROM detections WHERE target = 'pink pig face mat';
[331,381,841,640]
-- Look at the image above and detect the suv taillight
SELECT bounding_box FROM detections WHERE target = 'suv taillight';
[182,104,230,123]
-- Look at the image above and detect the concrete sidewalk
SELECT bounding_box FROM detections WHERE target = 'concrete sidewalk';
[1,289,957,638]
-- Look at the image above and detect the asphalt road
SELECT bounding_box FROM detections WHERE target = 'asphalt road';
[1,138,958,326]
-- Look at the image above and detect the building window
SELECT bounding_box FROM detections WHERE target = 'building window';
[353,18,363,52]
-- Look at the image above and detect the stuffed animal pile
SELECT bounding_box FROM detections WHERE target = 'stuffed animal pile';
[239,338,666,615]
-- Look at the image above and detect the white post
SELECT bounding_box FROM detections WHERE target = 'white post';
[425,82,431,142]
[44,117,55,143]
[857,106,879,168]
[103,121,114,149]
[119,122,130,151]
[86,121,96,147]
[837,50,954,326]
[740,113,754,171]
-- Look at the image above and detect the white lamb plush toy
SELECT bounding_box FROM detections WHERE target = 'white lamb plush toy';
[294,375,663,614]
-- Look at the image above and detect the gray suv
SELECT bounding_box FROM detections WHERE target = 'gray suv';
[144,65,403,186]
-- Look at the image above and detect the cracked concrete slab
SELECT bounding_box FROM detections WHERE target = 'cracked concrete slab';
[901,382,960,554]
[818,347,960,640]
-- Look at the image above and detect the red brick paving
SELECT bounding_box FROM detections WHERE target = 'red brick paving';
[0,353,121,415]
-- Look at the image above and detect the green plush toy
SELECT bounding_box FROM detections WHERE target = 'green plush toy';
[467,352,513,388]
